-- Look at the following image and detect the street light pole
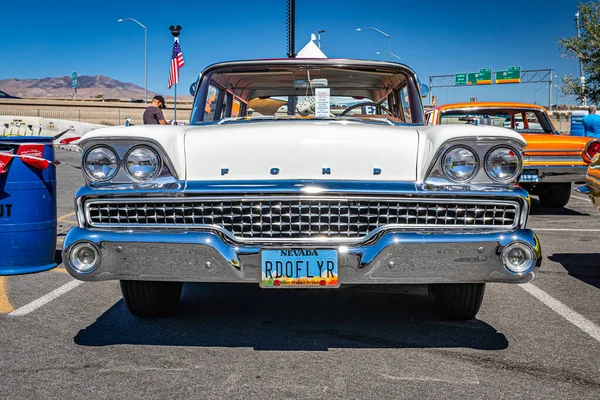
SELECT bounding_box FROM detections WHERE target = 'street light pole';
[357,27,391,61]
[118,18,147,104]
[575,12,587,106]
[534,86,546,105]
[317,29,326,48]
[376,51,401,61]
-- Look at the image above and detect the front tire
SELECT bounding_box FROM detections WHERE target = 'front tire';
[428,283,485,320]
[538,183,571,208]
[120,280,182,317]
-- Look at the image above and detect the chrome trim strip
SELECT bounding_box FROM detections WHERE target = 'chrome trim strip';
[524,149,584,154]
[75,180,529,197]
[82,195,522,244]
[524,156,584,163]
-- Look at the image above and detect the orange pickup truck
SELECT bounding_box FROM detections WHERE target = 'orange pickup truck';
[426,102,600,207]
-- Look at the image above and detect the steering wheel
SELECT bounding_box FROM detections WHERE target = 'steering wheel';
[339,101,394,117]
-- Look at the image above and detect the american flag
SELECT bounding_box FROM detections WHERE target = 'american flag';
[168,38,184,89]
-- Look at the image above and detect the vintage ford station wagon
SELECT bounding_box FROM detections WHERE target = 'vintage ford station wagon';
[64,59,541,320]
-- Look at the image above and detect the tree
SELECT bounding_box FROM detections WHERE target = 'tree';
[558,2,600,104]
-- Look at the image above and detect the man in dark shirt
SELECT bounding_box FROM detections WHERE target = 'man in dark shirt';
[143,95,168,124]
[583,105,600,137]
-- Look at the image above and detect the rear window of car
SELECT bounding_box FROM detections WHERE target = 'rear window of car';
[440,109,553,133]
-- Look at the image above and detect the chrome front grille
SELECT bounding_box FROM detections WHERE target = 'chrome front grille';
[84,196,520,241]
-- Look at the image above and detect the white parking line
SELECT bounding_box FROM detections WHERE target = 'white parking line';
[571,195,592,203]
[521,283,600,343]
[8,280,83,317]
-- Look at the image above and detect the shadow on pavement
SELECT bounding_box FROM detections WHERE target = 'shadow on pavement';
[529,198,590,216]
[74,284,508,351]
[54,249,63,265]
[548,253,600,289]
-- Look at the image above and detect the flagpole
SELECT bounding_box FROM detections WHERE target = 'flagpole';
[169,25,183,125]
[174,83,177,124]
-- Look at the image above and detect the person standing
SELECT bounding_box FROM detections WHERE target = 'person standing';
[143,95,168,124]
[582,105,600,137]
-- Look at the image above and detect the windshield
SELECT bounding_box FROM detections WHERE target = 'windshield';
[190,61,423,125]
[439,108,554,134]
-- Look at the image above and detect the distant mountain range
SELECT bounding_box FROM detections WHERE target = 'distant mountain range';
[0,75,191,100]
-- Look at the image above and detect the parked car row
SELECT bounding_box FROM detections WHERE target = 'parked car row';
[64,57,576,322]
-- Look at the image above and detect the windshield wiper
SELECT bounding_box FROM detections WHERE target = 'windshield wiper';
[335,116,395,126]
[217,116,277,125]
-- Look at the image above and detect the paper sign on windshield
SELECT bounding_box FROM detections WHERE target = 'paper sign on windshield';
[314,88,331,118]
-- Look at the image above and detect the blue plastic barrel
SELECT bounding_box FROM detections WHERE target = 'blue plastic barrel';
[0,137,57,274]
[571,111,588,136]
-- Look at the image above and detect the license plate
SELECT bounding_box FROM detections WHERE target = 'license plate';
[520,169,540,182]
[260,249,339,288]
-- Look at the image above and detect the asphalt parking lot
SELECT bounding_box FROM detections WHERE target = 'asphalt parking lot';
[1,148,600,399]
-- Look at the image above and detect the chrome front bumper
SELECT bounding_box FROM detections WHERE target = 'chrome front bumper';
[63,227,541,284]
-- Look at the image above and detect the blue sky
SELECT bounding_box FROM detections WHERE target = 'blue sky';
[0,0,585,105]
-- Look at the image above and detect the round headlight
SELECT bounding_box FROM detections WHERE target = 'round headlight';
[442,146,479,182]
[125,146,161,181]
[83,146,119,181]
[485,147,521,182]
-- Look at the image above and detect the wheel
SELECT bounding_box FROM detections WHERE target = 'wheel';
[538,183,571,208]
[120,280,182,317]
[428,283,485,320]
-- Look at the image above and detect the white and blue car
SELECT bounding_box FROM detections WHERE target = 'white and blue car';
[63,59,541,320]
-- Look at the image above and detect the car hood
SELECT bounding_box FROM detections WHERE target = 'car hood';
[183,121,419,181]
[520,133,592,153]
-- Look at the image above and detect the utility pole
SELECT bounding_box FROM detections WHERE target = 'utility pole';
[317,29,326,48]
[287,0,296,57]
[548,71,553,111]
[576,11,587,106]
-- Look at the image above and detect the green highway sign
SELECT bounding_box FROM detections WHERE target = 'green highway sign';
[72,72,77,89]
[467,72,478,85]
[478,68,492,84]
[496,66,521,84]
[467,68,492,85]
[455,73,467,85]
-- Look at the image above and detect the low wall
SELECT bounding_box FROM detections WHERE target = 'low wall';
[0,115,106,145]
[0,98,193,126]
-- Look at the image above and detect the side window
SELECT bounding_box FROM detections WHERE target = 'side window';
[380,99,389,115]
[232,99,242,117]
[425,111,432,124]
[204,84,221,121]
[400,87,412,123]
[220,92,233,120]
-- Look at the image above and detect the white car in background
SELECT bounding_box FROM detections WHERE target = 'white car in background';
[63,58,541,320]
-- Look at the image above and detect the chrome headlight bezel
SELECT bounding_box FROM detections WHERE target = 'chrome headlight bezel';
[484,145,523,183]
[124,145,162,182]
[440,145,480,183]
[82,145,120,182]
